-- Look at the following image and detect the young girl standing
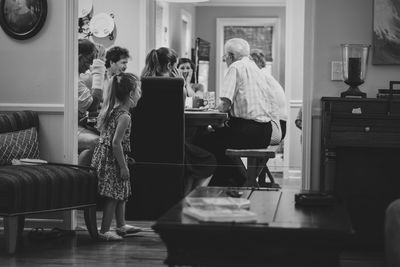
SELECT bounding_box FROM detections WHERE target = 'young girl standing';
[91,72,142,241]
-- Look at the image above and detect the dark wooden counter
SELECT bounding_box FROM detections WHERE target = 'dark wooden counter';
[153,187,353,267]
[185,110,228,127]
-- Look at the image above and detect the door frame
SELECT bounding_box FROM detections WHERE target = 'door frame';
[67,1,314,205]
[65,0,149,229]
[180,8,193,58]
[213,1,311,187]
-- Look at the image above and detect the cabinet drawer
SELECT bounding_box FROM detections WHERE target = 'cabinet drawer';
[330,117,400,133]
[388,101,400,115]
[328,132,400,147]
[328,101,387,115]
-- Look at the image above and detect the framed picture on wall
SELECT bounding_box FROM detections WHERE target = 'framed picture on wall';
[372,0,400,64]
[0,0,47,40]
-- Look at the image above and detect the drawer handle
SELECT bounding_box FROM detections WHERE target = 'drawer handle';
[364,127,370,132]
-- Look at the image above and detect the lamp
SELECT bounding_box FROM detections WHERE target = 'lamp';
[340,44,370,98]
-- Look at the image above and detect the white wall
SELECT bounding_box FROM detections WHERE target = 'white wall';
[90,0,194,74]
[89,0,144,75]
[0,0,72,228]
[168,3,196,57]
[0,0,66,163]
[308,0,400,189]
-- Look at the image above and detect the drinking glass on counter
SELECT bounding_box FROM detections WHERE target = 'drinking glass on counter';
[185,97,193,109]
[204,92,215,109]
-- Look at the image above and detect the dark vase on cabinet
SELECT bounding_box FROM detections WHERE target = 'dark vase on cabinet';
[320,97,400,248]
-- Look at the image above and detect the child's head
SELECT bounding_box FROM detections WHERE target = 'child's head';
[111,72,141,107]
[97,72,141,131]
[141,47,178,77]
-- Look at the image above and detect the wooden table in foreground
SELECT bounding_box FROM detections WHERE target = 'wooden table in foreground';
[152,187,353,267]
[185,110,228,127]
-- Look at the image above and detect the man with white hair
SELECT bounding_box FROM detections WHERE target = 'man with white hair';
[195,38,274,186]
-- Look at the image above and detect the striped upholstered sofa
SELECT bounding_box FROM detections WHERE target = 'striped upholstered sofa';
[0,111,98,253]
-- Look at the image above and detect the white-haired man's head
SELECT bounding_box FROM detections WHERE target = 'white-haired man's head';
[224,38,250,66]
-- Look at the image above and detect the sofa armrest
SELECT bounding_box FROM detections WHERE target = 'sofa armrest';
[0,110,39,134]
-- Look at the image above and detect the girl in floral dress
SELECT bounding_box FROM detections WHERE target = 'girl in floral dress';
[91,72,141,241]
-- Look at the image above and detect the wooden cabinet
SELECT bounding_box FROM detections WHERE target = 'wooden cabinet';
[320,97,400,247]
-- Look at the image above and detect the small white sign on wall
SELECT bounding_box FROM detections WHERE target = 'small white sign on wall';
[331,61,343,81]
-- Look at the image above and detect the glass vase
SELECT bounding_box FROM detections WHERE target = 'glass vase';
[341,44,370,98]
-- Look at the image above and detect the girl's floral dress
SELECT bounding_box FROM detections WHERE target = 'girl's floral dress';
[91,107,131,200]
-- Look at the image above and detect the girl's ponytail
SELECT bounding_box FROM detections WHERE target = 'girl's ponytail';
[97,73,141,131]
[141,49,160,77]
[97,75,118,131]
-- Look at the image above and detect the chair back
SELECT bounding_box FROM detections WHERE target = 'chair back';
[126,77,185,220]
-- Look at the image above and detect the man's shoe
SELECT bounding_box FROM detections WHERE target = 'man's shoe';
[115,224,143,236]
[98,231,123,241]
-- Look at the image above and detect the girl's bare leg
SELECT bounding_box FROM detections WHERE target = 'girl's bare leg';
[115,201,126,228]
[100,198,118,233]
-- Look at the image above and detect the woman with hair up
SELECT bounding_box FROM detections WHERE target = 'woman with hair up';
[141,47,180,77]
[141,47,216,195]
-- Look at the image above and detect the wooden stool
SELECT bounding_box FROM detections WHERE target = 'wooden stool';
[225,146,280,188]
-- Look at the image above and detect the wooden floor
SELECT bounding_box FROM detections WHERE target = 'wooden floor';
[0,218,166,267]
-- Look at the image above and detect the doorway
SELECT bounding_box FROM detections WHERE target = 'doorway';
[215,15,301,186]
[68,0,311,198]
[180,9,192,58]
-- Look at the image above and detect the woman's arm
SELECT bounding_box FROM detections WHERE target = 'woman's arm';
[112,113,131,180]
[87,89,102,112]
[185,84,195,97]
[185,69,196,97]
[87,59,106,112]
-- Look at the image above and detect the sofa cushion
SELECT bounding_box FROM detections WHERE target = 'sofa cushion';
[0,165,97,214]
[0,127,40,166]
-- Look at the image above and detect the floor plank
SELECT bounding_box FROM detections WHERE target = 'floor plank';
[0,215,167,267]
